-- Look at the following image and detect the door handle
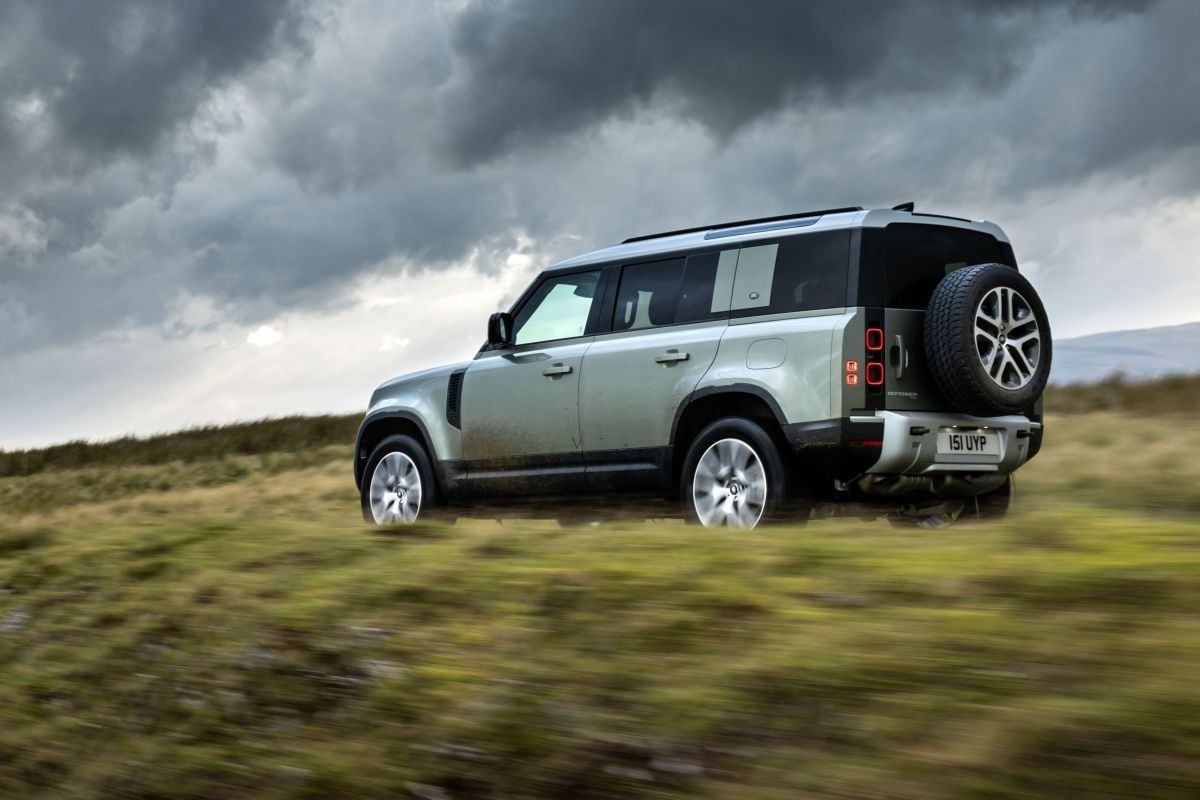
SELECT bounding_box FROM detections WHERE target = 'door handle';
[654,350,690,364]
[891,335,907,380]
[542,363,573,377]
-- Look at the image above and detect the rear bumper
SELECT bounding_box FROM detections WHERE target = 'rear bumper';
[858,410,1041,476]
[784,410,1042,482]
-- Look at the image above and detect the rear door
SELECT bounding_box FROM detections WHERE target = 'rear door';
[882,308,946,410]
[578,251,733,491]
[867,223,1016,411]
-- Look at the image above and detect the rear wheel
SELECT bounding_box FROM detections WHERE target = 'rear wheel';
[681,417,787,528]
[361,434,439,525]
[969,475,1013,521]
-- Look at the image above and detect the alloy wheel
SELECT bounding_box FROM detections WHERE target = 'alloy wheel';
[974,286,1042,390]
[369,451,422,524]
[691,437,767,528]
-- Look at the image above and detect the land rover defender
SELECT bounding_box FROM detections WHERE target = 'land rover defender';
[355,204,1050,528]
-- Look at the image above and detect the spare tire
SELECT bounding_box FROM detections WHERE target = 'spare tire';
[924,263,1052,417]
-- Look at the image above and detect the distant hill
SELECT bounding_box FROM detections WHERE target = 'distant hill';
[1052,322,1200,384]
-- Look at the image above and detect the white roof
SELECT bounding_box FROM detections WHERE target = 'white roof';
[546,208,1009,272]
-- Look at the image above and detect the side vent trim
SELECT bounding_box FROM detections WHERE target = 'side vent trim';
[446,368,466,429]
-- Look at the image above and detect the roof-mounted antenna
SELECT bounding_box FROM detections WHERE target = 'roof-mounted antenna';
[892,201,915,212]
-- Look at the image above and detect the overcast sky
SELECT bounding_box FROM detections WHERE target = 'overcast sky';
[2,0,1199,447]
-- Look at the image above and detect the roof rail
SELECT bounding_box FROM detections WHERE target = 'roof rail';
[621,206,864,244]
[913,211,971,223]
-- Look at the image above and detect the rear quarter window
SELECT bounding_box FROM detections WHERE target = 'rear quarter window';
[728,229,851,317]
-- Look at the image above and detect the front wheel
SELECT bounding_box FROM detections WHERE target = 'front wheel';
[681,417,788,529]
[361,434,439,525]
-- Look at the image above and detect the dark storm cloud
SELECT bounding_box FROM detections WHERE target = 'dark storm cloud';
[2,0,1197,366]
[0,0,310,163]
[443,0,1154,164]
[7,0,1200,447]
[995,0,1200,193]
[0,0,314,353]
[0,0,313,260]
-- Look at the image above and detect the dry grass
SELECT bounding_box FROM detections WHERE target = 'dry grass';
[1,376,1199,798]
[0,414,359,479]
[3,478,1200,798]
[1021,412,1200,514]
[1045,373,1200,417]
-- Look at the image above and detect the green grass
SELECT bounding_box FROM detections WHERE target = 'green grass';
[2,377,1199,798]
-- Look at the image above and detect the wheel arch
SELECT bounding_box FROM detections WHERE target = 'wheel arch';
[669,384,790,486]
[354,411,439,491]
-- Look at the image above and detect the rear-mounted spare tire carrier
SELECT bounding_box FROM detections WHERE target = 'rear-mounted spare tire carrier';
[924,263,1052,417]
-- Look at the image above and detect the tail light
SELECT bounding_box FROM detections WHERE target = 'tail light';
[865,324,885,392]
[865,327,885,352]
[865,361,885,386]
[850,315,886,407]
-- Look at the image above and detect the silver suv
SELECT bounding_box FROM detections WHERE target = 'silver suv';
[355,204,1050,528]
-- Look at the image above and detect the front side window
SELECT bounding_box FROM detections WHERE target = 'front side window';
[511,270,601,345]
[612,258,685,331]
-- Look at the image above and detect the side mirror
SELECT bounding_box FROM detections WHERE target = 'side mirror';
[487,311,513,348]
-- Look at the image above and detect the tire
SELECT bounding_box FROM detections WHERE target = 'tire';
[681,417,787,528]
[360,434,440,525]
[925,264,1052,417]
[969,475,1013,521]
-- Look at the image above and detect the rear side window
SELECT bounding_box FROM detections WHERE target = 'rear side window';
[882,224,1014,309]
[675,251,734,323]
[612,258,685,331]
[727,229,851,316]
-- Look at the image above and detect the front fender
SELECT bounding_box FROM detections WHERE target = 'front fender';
[353,409,443,490]
[354,366,465,488]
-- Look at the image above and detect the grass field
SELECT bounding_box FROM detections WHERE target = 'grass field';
[2,378,1199,798]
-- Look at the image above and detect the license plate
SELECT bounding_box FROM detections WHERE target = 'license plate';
[936,428,1000,456]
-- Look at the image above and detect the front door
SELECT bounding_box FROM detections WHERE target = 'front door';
[460,269,603,496]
